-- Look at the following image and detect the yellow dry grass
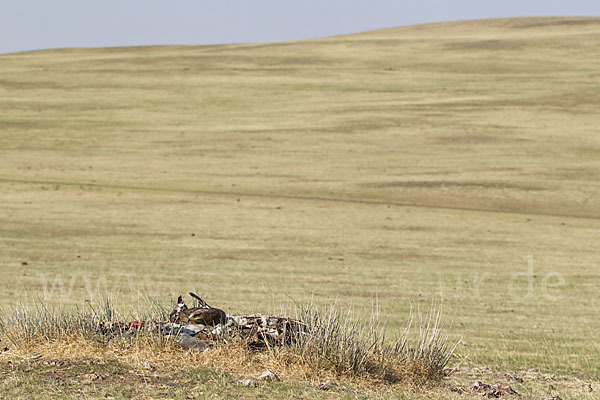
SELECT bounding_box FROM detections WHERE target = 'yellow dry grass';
[2,332,597,399]
[1,333,435,394]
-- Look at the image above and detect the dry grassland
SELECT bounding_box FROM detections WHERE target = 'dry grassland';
[1,17,600,397]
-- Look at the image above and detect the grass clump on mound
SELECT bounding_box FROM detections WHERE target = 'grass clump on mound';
[293,302,455,384]
[0,299,456,389]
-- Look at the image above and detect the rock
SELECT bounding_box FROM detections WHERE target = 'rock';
[177,334,209,351]
[469,381,491,391]
[341,386,362,395]
[70,373,105,384]
[493,384,518,396]
[317,380,338,391]
[181,324,207,336]
[238,379,258,387]
[44,360,67,367]
[257,370,280,382]
[505,373,523,383]
[469,381,518,397]
[81,373,105,381]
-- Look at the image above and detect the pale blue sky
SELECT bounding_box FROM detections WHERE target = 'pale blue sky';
[1,0,599,54]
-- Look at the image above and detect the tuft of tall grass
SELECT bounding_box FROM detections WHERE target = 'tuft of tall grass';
[0,298,169,348]
[0,301,107,346]
[291,301,456,383]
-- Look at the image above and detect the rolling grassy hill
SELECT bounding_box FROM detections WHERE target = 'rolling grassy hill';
[1,16,599,384]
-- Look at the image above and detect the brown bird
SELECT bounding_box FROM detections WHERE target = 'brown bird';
[169,293,226,326]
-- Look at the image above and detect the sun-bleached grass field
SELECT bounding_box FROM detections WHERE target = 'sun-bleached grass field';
[1,16,599,398]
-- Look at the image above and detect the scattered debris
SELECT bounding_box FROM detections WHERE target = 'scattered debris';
[539,397,561,400]
[101,320,147,334]
[160,313,303,349]
[100,313,303,350]
[228,314,304,347]
[317,380,338,391]
[99,294,305,351]
[257,370,280,382]
[469,381,519,397]
[238,378,258,387]
[582,383,593,392]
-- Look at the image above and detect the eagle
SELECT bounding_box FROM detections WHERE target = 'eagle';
[169,292,227,326]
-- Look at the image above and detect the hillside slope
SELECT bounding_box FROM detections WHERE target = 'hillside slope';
[1,17,599,217]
